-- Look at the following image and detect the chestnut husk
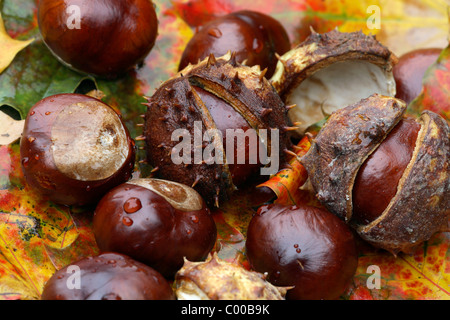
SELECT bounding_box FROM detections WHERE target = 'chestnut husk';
[300,94,449,255]
[270,29,397,135]
[174,252,288,300]
[143,53,292,207]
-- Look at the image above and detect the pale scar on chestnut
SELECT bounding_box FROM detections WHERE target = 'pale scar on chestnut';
[50,101,129,181]
[126,178,204,212]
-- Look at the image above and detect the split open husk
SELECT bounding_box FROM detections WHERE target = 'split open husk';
[300,94,449,255]
[270,29,397,136]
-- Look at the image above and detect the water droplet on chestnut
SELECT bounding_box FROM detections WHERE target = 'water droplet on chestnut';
[122,216,134,226]
[208,28,222,38]
[123,197,142,214]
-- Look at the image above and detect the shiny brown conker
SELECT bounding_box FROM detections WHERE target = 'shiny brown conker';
[178,10,291,78]
[245,203,358,300]
[192,86,261,187]
[393,48,442,104]
[93,178,217,278]
[352,117,421,225]
[20,93,136,206]
[37,0,158,78]
[41,252,175,300]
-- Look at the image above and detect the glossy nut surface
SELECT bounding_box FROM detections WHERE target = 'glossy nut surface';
[38,0,158,78]
[393,48,442,104]
[93,178,217,278]
[20,93,136,206]
[246,203,358,300]
[179,10,290,78]
[41,252,175,300]
[192,86,262,186]
[352,117,421,224]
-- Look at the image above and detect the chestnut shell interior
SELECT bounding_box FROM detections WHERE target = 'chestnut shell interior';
[286,60,396,134]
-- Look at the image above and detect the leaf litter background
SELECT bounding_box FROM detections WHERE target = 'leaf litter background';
[0,0,449,300]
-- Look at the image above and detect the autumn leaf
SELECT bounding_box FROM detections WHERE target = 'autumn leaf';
[293,0,449,56]
[0,13,34,74]
[212,210,246,263]
[257,136,311,206]
[408,45,450,121]
[0,110,24,146]
[346,233,450,300]
[0,144,99,299]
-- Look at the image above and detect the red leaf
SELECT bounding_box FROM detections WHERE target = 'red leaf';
[408,45,450,121]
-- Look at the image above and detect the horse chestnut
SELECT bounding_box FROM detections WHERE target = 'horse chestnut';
[144,53,292,207]
[393,48,442,104]
[37,0,158,78]
[178,10,291,79]
[245,203,358,300]
[41,252,175,300]
[93,178,217,278]
[20,93,135,206]
[301,94,449,255]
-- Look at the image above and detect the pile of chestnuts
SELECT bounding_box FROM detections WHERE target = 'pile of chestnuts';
[15,0,449,301]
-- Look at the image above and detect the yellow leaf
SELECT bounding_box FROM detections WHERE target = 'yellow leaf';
[299,0,449,57]
[0,111,25,146]
[0,222,56,300]
[0,13,34,74]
